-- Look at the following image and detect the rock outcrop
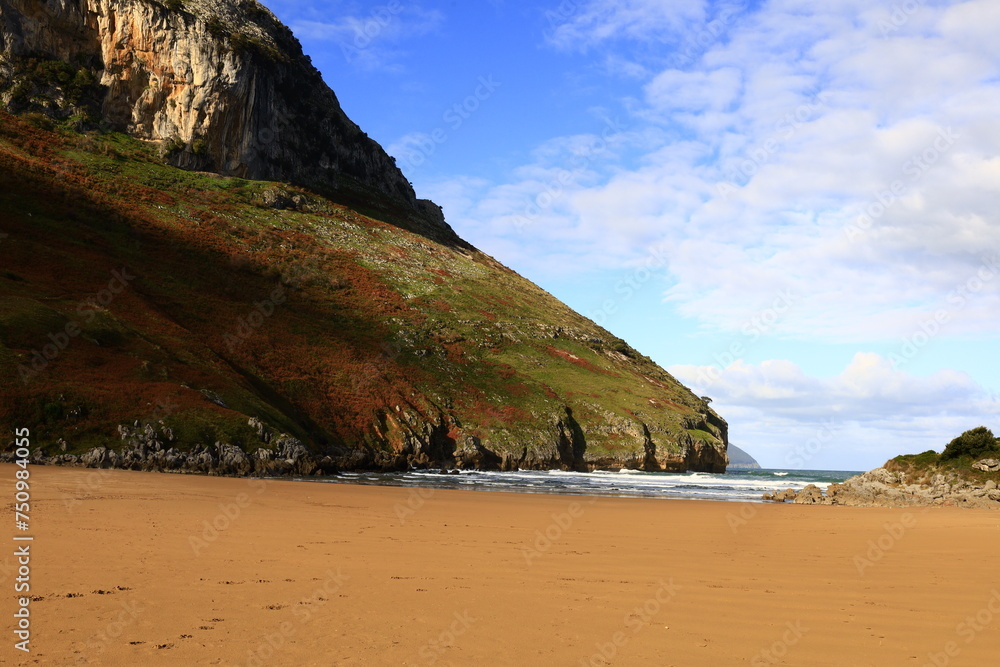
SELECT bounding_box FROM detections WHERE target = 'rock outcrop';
[763,463,1000,509]
[0,0,455,241]
[1,418,341,476]
[341,403,727,474]
[973,458,1000,472]
[766,488,797,502]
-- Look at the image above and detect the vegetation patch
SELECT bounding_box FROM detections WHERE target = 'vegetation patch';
[941,426,999,460]
[544,345,619,377]
[1,58,104,126]
[887,426,1000,484]
[0,110,724,468]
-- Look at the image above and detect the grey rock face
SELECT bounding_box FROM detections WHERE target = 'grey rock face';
[1,419,337,478]
[0,0,457,242]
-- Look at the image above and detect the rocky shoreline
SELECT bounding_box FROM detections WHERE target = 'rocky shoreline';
[1,419,340,477]
[1,416,725,477]
[764,461,1000,509]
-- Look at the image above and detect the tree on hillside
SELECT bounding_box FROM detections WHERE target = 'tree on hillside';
[941,426,1000,460]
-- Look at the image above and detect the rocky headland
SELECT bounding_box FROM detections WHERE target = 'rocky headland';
[0,0,729,475]
[764,458,1000,509]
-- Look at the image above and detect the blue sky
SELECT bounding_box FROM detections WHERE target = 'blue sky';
[262,0,1000,470]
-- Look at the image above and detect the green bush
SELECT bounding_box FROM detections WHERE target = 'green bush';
[611,339,632,356]
[163,136,186,155]
[65,68,97,106]
[163,412,259,450]
[21,112,54,131]
[6,58,102,117]
[205,17,228,40]
[941,426,999,460]
[891,449,940,469]
[35,60,75,86]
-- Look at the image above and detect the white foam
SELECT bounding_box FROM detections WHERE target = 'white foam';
[313,468,842,502]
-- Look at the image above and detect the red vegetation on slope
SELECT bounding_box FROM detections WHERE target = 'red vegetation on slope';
[0,113,446,450]
[544,345,620,377]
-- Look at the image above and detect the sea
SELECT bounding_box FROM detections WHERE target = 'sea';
[304,468,864,503]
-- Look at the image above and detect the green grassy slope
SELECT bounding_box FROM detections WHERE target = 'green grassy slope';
[0,113,727,472]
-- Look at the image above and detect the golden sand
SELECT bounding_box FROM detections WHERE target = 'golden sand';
[6,464,1000,666]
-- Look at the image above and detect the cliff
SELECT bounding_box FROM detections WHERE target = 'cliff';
[0,1,728,474]
[0,0,453,241]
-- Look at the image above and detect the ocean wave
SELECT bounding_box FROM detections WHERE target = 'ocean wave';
[304,468,860,503]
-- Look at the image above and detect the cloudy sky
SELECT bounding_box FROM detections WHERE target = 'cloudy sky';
[263,0,1000,470]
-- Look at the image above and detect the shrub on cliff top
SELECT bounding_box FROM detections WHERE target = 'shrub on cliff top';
[4,58,103,122]
[941,426,1000,461]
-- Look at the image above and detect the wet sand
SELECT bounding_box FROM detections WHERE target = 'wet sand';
[5,464,1000,666]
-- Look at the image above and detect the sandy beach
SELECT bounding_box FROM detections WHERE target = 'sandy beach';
[5,464,1000,666]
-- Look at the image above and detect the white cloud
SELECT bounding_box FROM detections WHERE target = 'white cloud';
[290,5,443,72]
[669,353,1000,469]
[599,54,650,79]
[545,0,708,51]
[644,67,743,113]
[449,0,1000,343]
[938,0,1000,60]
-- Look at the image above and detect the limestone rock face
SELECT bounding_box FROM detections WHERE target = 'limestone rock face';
[0,0,453,240]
